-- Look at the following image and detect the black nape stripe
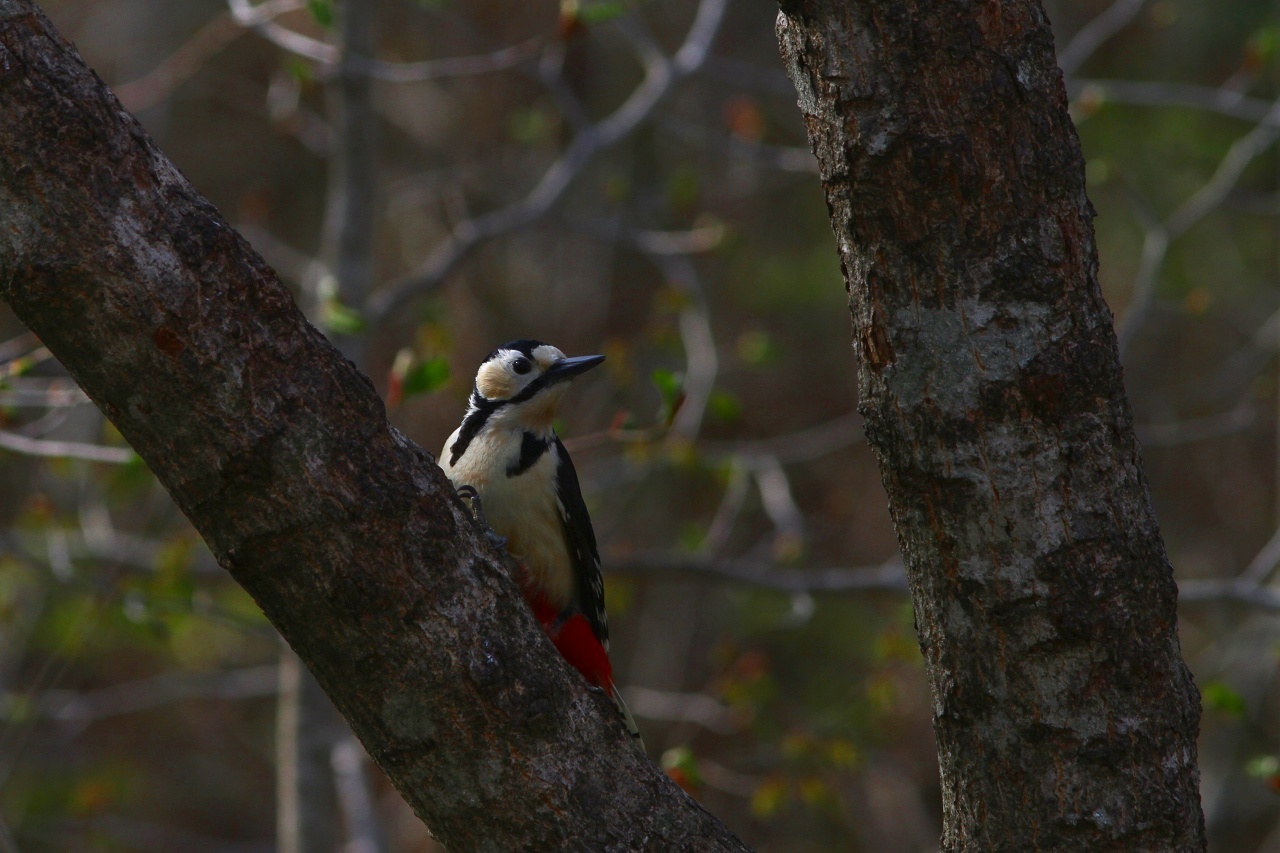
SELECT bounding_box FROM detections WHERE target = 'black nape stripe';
[507,431,551,477]
[449,392,501,466]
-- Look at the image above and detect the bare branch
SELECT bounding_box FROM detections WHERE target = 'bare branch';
[1165,100,1280,237]
[113,9,259,112]
[331,737,388,853]
[1068,78,1279,126]
[1177,579,1280,613]
[702,459,751,554]
[609,553,908,594]
[226,0,544,83]
[1135,403,1255,448]
[346,37,542,83]
[1057,0,1147,77]
[1176,523,1280,614]
[750,454,805,550]
[1115,225,1168,357]
[366,0,731,323]
[651,253,719,441]
[0,385,88,407]
[226,0,336,63]
[1115,97,1280,355]
[564,216,729,255]
[0,526,219,575]
[701,411,864,464]
[0,331,37,362]
[659,116,818,174]
[622,686,739,734]
[14,665,279,725]
[0,428,135,464]
[0,814,17,853]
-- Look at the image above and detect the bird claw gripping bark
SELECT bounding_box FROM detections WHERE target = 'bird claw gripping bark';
[455,484,508,549]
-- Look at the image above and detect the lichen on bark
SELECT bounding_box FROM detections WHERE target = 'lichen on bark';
[777,1,1205,849]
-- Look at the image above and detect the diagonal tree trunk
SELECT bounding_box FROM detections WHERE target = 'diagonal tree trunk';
[0,3,748,849]
[776,1,1205,849]
[278,3,385,851]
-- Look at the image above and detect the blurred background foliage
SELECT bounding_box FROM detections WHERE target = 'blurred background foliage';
[2,0,1280,850]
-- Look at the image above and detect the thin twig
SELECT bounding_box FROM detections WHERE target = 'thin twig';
[651,253,719,441]
[114,9,266,112]
[0,386,89,408]
[1178,579,1280,613]
[1068,79,1279,126]
[1116,97,1280,356]
[346,37,543,83]
[609,554,907,594]
[365,0,731,323]
[701,411,864,464]
[1135,403,1255,447]
[1057,0,1148,77]
[15,665,279,725]
[621,686,739,734]
[0,429,135,464]
[1166,100,1280,237]
[750,454,805,549]
[331,737,387,853]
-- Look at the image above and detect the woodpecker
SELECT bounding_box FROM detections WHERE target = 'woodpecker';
[440,340,642,746]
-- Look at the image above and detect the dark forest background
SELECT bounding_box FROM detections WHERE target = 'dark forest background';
[2,1,1279,850]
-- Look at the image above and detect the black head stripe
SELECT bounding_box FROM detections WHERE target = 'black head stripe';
[449,392,501,466]
[509,372,555,405]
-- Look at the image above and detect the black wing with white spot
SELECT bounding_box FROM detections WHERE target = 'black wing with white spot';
[552,436,608,649]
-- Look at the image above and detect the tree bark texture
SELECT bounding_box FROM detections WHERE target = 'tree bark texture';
[777,2,1205,850]
[0,4,748,850]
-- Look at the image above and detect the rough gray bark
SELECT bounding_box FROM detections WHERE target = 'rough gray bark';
[776,1,1205,850]
[0,3,749,850]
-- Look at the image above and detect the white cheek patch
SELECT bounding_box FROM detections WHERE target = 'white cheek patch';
[532,344,564,371]
[476,360,515,400]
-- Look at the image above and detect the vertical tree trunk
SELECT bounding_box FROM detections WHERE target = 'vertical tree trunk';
[776,1,1205,849]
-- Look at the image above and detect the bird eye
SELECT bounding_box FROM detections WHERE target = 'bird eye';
[512,357,532,375]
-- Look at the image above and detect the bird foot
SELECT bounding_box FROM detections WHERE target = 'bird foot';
[455,484,508,549]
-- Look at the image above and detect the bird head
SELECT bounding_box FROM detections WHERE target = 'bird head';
[470,340,604,432]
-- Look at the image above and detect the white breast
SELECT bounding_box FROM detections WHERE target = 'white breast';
[441,424,575,607]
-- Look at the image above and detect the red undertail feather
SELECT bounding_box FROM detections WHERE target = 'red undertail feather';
[526,591,614,690]
[525,586,644,749]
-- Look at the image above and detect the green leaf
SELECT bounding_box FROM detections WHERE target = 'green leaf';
[651,368,683,407]
[659,745,703,787]
[307,0,334,27]
[708,389,742,424]
[1249,25,1280,62]
[285,57,314,85]
[651,368,685,424]
[322,299,366,336]
[666,167,700,210]
[736,329,777,365]
[578,0,628,23]
[1247,755,1280,778]
[1202,682,1246,717]
[402,357,450,398]
[751,778,787,818]
[508,107,556,146]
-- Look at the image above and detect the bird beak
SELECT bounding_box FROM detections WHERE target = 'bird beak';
[545,354,605,383]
